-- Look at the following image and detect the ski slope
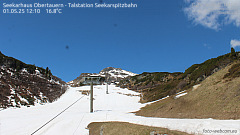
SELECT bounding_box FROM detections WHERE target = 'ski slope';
[0,85,239,135]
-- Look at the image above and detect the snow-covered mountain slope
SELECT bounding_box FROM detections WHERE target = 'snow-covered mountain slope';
[99,67,137,78]
[0,52,67,109]
[1,85,239,135]
[0,65,67,109]
[68,67,137,86]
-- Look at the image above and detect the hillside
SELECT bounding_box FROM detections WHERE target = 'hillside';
[68,67,137,86]
[0,51,67,109]
[118,50,239,103]
[135,61,240,119]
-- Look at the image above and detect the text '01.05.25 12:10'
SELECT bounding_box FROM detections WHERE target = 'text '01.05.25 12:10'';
[2,8,63,14]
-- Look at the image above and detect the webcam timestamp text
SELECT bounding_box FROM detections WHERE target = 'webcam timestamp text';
[3,8,63,14]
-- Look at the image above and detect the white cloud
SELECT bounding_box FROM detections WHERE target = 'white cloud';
[231,39,240,48]
[184,0,240,30]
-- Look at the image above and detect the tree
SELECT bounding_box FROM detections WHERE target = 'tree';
[230,47,237,58]
[48,69,52,80]
[16,61,21,72]
[45,67,52,80]
[45,67,49,77]
[27,65,36,74]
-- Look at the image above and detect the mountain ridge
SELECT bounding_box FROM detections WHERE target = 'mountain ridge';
[68,67,137,86]
[118,50,240,102]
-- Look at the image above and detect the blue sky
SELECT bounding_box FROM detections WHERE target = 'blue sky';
[1,0,240,82]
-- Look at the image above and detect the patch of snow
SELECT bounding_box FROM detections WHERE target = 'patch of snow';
[121,69,137,76]
[49,78,59,84]
[176,90,186,95]
[67,81,74,84]
[35,69,40,75]
[6,69,14,76]
[17,94,29,104]
[22,68,28,73]
[10,86,15,95]
[193,84,201,91]
[175,92,188,99]
[11,98,17,107]
[99,68,137,79]
[144,95,170,105]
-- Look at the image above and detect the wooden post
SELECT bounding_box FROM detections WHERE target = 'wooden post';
[90,82,93,113]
